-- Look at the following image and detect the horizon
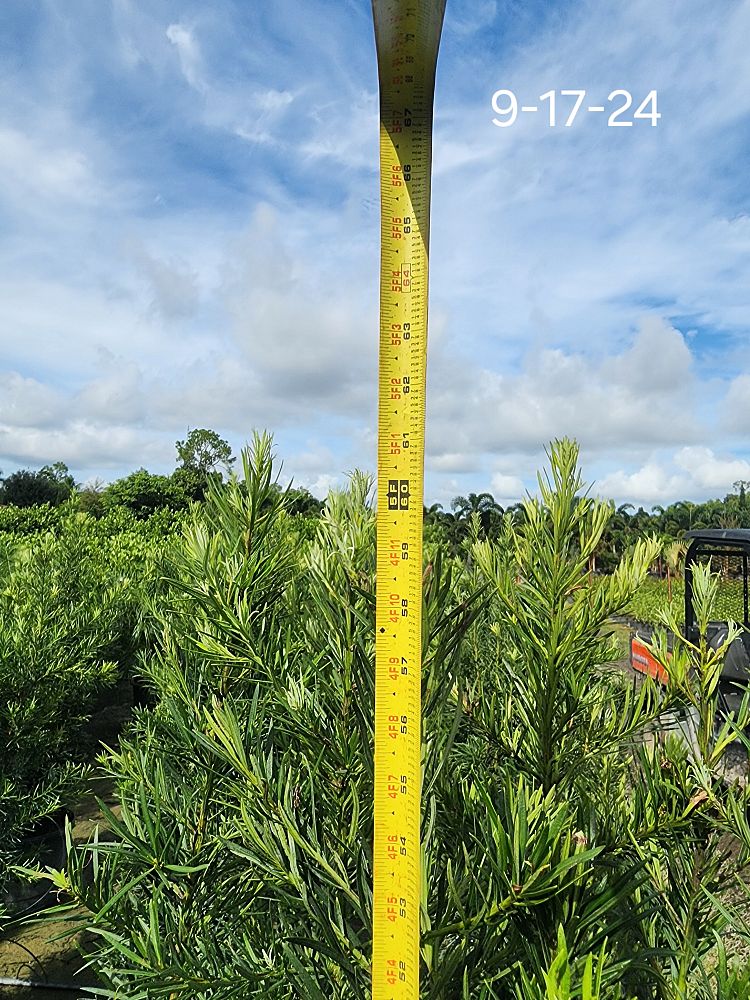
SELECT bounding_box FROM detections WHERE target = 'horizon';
[3,436,749,515]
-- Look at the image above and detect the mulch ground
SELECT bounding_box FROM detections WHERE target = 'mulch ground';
[0,679,132,998]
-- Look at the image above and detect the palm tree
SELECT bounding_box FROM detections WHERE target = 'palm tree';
[450,492,503,538]
[423,502,444,525]
[594,503,633,573]
[668,500,697,534]
[504,502,527,528]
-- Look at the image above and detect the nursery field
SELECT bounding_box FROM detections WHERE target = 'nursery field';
[2,439,750,998]
[624,576,748,626]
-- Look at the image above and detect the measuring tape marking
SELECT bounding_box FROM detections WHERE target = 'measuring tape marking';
[372,2,445,998]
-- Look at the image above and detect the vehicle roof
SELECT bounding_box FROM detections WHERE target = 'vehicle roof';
[685,528,750,548]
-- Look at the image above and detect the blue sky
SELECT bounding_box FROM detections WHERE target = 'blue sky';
[1,0,749,507]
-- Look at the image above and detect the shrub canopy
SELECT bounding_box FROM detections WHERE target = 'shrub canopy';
[19,437,750,997]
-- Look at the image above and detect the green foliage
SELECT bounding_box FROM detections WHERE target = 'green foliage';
[40,461,77,490]
[0,466,73,507]
[0,502,63,535]
[426,473,750,570]
[171,464,216,502]
[451,492,504,538]
[283,485,324,517]
[470,440,663,794]
[105,469,190,518]
[176,427,235,476]
[30,436,750,1000]
[21,438,750,996]
[76,477,108,517]
[515,926,608,1000]
[0,509,172,928]
[634,566,750,996]
[704,936,750,999]
[625,577,746,625]
[423,494,505,556]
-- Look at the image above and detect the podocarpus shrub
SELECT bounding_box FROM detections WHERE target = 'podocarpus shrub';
[0,501,63,535]
[0,509,171,928]
[41,436,750,998]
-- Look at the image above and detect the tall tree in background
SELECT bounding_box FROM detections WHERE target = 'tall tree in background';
[175,428,235,477]
[0,463,75,507]
[105,470,188,518]
[450,491,503,538]
[40,461,77,491]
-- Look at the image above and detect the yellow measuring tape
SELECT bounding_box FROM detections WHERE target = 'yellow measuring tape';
[372,2,445,997]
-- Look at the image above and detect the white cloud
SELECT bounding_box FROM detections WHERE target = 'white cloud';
[0,422,170,471]
[298,472,342,497]
[0,276,175,380]
[129,244,201,320]
[0,126,100,207]
[75,363,148,426]
[595,463,687,505]
[428,452,481,474]
[722,373,750,432]
[426,316,701,461]
[0,373,66,429]
[257,89,294,114]
[594,446,750,506]
[447,0,497,36]
[285,442,338,475]
[299,89,378,170]
[490,471,525,503]
[234,89,296,147]
[674,446,750,491]
[600,316,693,392]
[223,204,377,410]
[166,23,206,94]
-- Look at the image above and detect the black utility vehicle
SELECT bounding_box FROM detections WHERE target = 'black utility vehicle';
[630,529,750,714]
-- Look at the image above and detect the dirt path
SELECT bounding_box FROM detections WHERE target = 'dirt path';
[0,676,134,999]
[0,771,120,999]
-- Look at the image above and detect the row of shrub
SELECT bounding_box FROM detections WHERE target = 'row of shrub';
[0,507,173,927]
[0,501,186,536]
[14,435,750,998]
[0,474,326,928]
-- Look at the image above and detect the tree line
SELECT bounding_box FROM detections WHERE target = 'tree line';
[0,428,323,519]
[2,429,748,569]
[423,484,750,571]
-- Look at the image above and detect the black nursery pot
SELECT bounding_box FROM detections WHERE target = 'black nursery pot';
[3,807,74,918]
